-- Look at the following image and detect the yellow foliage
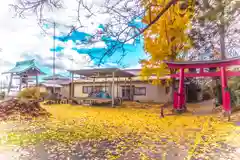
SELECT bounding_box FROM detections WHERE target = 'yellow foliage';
[141,0,194,82]
[1,104,239,159]
[18,87,41,100]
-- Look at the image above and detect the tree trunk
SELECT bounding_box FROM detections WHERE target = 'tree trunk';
[212,22,225,109]
[219,23,225,60]
[219,9,231,118]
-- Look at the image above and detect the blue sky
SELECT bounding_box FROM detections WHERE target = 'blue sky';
[40,19,147,78]
[0,0,147,83]
[0,0,239,84]
[53,23,146,67]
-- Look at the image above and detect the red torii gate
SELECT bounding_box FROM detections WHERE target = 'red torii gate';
[165,57,240,114]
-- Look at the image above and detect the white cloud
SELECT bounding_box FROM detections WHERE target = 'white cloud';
[40,0,111,35]
[0,0,144,86]
[56,44,93,70]
[75,41,107,49]
[125,64,142,69]
[0,0,97,78]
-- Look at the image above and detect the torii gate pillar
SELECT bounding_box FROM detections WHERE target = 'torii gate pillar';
[177,68,185,111]
[220,67,231,114]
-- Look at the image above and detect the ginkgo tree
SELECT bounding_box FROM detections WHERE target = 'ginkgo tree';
[140,0,194,99]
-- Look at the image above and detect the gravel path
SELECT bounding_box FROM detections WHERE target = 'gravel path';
[0,139,240,160]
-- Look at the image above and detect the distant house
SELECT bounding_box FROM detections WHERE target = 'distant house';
[38,67,205,103]
[64,68,172,103]
[39,83,63,94]
[39,75,71,98]
[30,68,202,103]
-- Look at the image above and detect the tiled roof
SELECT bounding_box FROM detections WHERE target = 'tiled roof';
[43,74,70,80]
[74,75,169,83]
[68,68,135,77]
[41,79,71,85]
[15,59,35,67]
[41,83,63,88]
[3,59,45,75]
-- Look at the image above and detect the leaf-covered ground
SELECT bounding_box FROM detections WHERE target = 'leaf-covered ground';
[0,102,240,160]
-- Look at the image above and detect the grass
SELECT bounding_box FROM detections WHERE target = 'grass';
[0,103,240,159]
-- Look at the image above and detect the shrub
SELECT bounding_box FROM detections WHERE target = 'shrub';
[202,92,212,100]
[202,85,214,100]
[40,92,49,98]
[0,91,5,99]
[187,82,200,102]
[229,77,240,108]
[18,87,41,100]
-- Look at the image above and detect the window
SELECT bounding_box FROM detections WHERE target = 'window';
[82,86,103,94]
[134,87,146,96]
[83,86,92,94]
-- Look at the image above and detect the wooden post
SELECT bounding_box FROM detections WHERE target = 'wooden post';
[19,75,22,91]
[117,77,119,97]
[112,72,115,107]
[124,78,126,99]
[7,73,13,94]
[220,67,231,115]
[178,68,185,110]
[71,72,74,98]
[93,77,95,92]
[36,74,38,86]
[105,77,107,92]
[26,75,29,88]
[130,77,132,101]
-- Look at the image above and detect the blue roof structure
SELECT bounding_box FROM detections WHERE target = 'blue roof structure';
[42,74,70,80]
[3,59,46,75]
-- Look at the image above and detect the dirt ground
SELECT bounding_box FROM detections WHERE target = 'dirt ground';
[0,101,240,160]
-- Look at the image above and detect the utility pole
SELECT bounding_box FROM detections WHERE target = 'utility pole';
[43,19,74,93]
[53,22,56,93]
[69,57,74,78]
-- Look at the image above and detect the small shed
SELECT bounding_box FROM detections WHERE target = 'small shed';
[40,83,63,93]
[41,74,71,94]
[2,59,46,94]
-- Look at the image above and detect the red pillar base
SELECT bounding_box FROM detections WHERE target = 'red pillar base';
[220,67,231,118]
[176,68,186,112]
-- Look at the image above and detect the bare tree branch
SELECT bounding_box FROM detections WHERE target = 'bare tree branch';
[10,0,239,68]
[10,0,62,22]
[9,0,179,66]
